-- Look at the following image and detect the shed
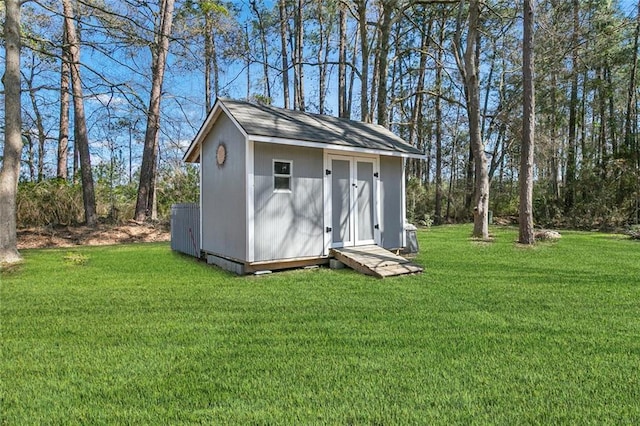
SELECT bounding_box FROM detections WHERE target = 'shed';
[182,98,425,274]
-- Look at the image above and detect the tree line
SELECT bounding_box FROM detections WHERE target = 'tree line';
[2,0,640,264]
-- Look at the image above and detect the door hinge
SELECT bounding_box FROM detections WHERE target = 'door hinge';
[374,224,380,229]
[374,172,379,178]
[325,169,332,175]
[326,226,332,233]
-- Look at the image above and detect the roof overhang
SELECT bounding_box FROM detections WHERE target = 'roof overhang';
[248,135,426,159]
[183,100,248,163]
[183,100,427,163]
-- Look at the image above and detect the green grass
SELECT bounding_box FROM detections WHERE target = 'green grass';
[2,225,639,424]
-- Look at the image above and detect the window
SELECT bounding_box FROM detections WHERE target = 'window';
[273,160,292,192]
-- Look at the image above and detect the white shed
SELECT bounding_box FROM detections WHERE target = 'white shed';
[181,98,425,274]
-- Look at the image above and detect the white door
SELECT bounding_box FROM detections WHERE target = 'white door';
[327,155,378,248]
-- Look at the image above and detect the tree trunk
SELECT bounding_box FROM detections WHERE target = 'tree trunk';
[564,0,579,213]
[625,0,640,164]
[249,0,271,100]
[63,0,97,226]
[376,0,395,128]
[0,0,23,265]
[550,70,560,201]
[58,26,70,181]
[407,11,428,150]
[463,0,489,239]
[26,57,47,183]
[135,0,175,222]
[434,12,445,225]
[446,107,463,222]
[370,38,379,123]
[211,27,219,101]
[204,10,213,111]
[519,0,535,245]
[464,145,474,212]
[25,129,36,182]
[597,67,607,172]
[338,3,347,118]
[347,28,359,118]
[279,0,290,109]
[293,0,305,111]
[606,67,617,157]
[245,24,251,100]
[407,7,431,185]
[149,141,159,221]
[357,0,369,122]
[317,0,326,114]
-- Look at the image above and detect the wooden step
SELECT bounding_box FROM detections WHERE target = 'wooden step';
[330,245,423,278]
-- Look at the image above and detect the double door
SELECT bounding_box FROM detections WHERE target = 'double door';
[327,155,379,249]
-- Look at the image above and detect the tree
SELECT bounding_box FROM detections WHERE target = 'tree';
[278,0,291,109]
[0,0,23,265]
[434,9,445,225]
[625,0,640,164]
[135,0,176,222]
[519,0,535,244]
[455,0,490,239]
[249,0,271,101]
[57,25,70,180]
[356,0,370,122]
[338,1,348,118]
[314,0,332,115]
[63,0,98,226]
[375,0,397,128]
[23,52,48,182]
[564,0,580,213]
[293,0,305,111]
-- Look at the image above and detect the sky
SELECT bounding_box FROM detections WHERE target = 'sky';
[2,0,640,178]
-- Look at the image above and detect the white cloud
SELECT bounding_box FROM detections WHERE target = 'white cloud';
[88,93,127,107]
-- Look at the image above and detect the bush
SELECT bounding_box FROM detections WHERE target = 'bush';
[406,177,429,225]
[17,180,84,227]
[17,165,199,227]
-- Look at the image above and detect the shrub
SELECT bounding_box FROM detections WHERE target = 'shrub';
[17,180,84,227]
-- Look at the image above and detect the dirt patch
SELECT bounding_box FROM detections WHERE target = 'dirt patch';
[17,223,170,250]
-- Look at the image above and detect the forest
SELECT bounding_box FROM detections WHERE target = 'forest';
[1,0,640,241]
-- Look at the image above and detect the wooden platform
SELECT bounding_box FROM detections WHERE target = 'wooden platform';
[330,245,423,278]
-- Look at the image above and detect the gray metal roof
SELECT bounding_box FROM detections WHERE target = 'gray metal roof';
[184,98,425,162]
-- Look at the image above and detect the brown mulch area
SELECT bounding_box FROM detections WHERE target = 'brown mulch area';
[17,223,170,250]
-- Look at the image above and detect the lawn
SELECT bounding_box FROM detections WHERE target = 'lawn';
[1,225,639,424]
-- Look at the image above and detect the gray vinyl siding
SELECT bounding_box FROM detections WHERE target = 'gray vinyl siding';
[379,156,404,249]
[201,113,246,261]
[253,143,324,261]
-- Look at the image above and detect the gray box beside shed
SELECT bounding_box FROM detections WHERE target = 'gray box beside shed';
[170,203,200,258]
[404,223,419,254]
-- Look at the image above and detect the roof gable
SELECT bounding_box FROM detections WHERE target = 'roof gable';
[184,98,424,162]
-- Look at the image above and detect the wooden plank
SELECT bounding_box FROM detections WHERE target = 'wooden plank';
[332,250,378,277]
[337,246,410,263]
[331,245,423,278]
[246,257,330,273]
[375,264,423,278]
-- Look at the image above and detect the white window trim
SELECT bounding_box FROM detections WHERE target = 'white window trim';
[273,159,292,193]
[246,139,255,262]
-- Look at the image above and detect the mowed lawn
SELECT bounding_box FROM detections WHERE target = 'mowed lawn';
[1,225,639,424]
